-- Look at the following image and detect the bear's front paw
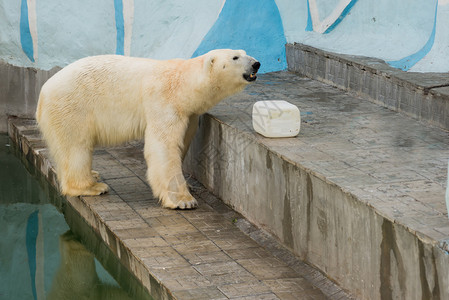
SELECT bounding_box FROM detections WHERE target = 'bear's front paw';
[163,192,198,210]
[177,196,198,209]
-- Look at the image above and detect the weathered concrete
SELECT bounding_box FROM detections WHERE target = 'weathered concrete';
[286,43,449,130]
[8,118,353,300]
[183,72,449,299]
[7,64,449,299]
[0,60,59,132]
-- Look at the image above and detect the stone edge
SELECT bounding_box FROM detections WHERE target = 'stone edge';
[7,117,175,300]
[285,43,449,131]
[184,113,449,299]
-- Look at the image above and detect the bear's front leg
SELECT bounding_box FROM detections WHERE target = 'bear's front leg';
[182,114,199,160]
[144,120,198,209]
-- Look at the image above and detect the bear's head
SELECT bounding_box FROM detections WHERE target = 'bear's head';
[203,49,260,89]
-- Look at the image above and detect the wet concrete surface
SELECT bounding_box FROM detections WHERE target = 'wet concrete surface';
[8,68,449,299]
[184,71,449,299]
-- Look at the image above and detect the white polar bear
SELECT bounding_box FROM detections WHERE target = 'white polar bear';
[36,49,260,209]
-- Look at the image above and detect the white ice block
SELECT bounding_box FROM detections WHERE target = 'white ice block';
[252,100,301,138]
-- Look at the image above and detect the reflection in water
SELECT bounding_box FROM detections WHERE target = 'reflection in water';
[48,231,132,300]
[0,135,151,299]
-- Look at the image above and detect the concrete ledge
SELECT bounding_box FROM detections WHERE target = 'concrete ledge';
[7,118,171,299]
[286,43,449,130]
[11,148,153,300]
[8,117,352,299]
[183,71,449,299]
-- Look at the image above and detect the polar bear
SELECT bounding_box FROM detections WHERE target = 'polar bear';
[48,231,133,300]
[36,49,260,209]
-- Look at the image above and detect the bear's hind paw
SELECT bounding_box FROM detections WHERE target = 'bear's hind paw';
[91,182,109,195]
[63,182,109,196]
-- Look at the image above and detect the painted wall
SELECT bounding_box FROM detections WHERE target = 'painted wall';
[1,0,447,73]
[0,0,286,73]
[278,0,449,72]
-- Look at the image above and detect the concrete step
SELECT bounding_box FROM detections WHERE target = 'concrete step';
[9,63,449,299]
[182,71,449,300]
[286,43,449,131]
[8,118,354,300]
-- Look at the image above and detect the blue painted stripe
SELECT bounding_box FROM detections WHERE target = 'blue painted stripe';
[114,0,125,55]
[305,0,313,32]
[323,0,359,34]
[26,210,39,300]
[192,0,287,73]
[388,0,438,71]
[20,0,34,62]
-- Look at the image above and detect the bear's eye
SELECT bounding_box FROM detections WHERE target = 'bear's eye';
[233,56,239,60]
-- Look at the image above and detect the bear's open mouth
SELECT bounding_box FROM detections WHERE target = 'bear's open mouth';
[243,72,258,82]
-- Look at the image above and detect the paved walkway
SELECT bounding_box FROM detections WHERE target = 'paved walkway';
[9,118,353,299]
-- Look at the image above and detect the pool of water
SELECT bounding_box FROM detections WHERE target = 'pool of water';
[0,134,151,300]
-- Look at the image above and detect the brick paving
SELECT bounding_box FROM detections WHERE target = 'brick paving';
[9,118,353,299]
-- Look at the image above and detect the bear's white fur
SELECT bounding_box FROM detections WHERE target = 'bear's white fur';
[36,49,259,209]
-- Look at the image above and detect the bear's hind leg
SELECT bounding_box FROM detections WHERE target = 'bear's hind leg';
[59,147,109,196]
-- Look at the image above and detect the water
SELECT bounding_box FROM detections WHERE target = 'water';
[0,135,151,300]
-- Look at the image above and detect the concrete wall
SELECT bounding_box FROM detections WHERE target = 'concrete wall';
[1,1,447,132]
[285,43,449,130]
[0,61,59,132]
[1,2,447,121]
[184,115,449,300]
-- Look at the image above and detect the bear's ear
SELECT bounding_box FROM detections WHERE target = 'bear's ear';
[205,55,215,70]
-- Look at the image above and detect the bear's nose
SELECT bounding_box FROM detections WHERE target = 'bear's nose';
[252,61,261,71]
